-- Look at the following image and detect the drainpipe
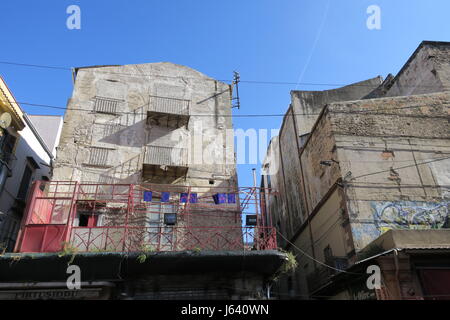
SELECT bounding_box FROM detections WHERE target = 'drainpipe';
[0,159,11,196]
[266,282,272,300]
[393,249,402,300]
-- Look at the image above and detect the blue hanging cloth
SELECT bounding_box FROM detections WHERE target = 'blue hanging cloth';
[227,193,236,203]
[213,193,226,204]
[161,192,170,202]
[180,193,188,203]
[180,193,198,203]
[189,193,198,203]
[143,191,153,202]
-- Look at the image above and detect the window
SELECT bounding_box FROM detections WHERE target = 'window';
[78,213,98,227]
[93,97,121,114]
[0,131,17,165]
[324,245,333,264]
[17,163,34,201]
[87,147,112,167]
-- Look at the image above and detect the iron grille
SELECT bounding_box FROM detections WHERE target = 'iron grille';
[149,95,190,115]
[94,97,122,114]
[88,147,112,167]
[144,145,188,167]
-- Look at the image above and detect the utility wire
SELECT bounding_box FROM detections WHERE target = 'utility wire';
[10,100,447,118]
[348,156,450,181]
[3,59,450,88]
[275,230,364,275]
[0,61,71,71]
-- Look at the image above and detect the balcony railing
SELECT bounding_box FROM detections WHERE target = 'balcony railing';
[14,181,277,254]
[147,95,190,128]
[69,226,276,252]
[143,145,188,167]
[149,95,190,116]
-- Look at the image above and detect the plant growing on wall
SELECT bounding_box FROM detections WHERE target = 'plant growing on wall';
[58,241,79,266]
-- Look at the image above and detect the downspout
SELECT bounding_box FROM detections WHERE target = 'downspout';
[393,248,402,299]
[0,159,11,195]
[266,282,272,300]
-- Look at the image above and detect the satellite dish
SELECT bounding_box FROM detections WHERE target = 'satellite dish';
[0,112,12,129]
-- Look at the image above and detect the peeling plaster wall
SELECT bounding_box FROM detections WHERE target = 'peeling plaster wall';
[54,62,237,188]
[261,136,290,245]
[386,43,450,97]
[279,108,306,233]
[329,92,450,250]
[290,77,382,138]
[53,63,241,247]
[261,77,382,245]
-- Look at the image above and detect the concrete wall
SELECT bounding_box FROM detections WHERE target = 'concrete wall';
[386,42,450,97]
[261,77,382,245]
[52,62,241,250]
[265,91,449,298]
[291,77,382,138]
[54,62,237,188]
[329,92,450,251]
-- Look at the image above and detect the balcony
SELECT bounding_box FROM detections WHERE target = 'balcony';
[14,181,278,254]
[142,145,188,181]
[147,95,190,128]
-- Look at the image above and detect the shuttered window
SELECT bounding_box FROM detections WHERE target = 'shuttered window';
[94,97,121,114]
[88,147,112,167]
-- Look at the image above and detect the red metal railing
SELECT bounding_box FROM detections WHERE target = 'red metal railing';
[15,181,278,253]
[69,226,276,252]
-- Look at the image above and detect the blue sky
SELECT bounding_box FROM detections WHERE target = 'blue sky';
[1,0,449,188]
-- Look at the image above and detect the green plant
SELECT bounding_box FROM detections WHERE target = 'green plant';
[137,253,147,263]
[8,254,23,267]
[136,244,155,263]
[58,241,79,265]
[140,244,155,252]
[192,247,202,253]
[279,250,298,274]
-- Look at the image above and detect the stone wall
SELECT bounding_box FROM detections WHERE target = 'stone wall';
[329,92,450,250]
[54,62,241,250]
[386,42,450,97]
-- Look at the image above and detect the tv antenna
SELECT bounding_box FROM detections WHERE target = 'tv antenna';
[232,71,240,109]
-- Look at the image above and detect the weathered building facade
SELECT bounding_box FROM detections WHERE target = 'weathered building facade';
[261,41,450,299]
[4,63,285,300]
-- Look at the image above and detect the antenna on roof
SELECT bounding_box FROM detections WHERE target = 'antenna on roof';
[232,71,240,109]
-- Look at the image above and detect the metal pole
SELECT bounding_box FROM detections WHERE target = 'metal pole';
[252,168,260,249]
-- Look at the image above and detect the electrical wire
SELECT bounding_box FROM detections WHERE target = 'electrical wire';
[8,100,447,118]
[275,229,363,275]
[3,59,450,88]
[348,156,450,181]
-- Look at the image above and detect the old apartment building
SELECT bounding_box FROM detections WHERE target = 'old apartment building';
[0,76,62,252]
[1,63,285,300]
[261,41,450,300]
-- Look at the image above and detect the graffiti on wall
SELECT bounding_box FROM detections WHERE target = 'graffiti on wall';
[371,201,450,234]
